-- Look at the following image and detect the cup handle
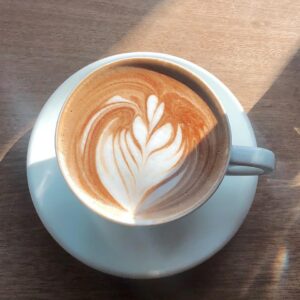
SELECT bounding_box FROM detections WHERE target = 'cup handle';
[226,145,275,175]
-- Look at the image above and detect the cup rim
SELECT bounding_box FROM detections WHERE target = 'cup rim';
[55,52,232,226]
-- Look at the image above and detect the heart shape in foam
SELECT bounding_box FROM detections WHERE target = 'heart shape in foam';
[84,95,186,214]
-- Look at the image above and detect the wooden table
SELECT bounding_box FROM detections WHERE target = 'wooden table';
[1,1,299,299]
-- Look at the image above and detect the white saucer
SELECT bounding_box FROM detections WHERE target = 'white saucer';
[27,53,258,279]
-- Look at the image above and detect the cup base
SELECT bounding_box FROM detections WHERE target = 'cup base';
[27,52,258,278]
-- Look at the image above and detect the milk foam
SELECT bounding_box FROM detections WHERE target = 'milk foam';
[81,95,186,214]
[57,64,221,222]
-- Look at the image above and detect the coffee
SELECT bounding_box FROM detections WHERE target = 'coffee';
[56,59,229,224]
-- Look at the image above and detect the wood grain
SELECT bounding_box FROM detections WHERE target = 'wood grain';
[0,0,299,299]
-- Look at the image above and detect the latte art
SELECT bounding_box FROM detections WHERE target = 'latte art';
[82,94,188,214]
[56,63,225,223]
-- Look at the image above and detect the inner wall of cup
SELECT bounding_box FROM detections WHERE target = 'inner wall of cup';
[56,57,230,225]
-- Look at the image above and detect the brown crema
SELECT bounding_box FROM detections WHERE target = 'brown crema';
[56,58,229,223]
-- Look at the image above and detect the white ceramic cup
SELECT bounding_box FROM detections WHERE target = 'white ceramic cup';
[55,53,275,226]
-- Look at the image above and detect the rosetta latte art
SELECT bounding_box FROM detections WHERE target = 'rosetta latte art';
[81,94,187,214]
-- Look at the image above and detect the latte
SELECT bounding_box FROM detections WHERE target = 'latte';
[56,59,229,224]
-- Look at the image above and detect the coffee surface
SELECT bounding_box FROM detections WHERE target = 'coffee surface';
[57,63,223,223]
